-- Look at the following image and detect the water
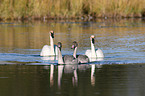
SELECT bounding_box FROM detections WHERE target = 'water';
[1,64,145,96]
[0,19,145,96]
[0,19,144,65]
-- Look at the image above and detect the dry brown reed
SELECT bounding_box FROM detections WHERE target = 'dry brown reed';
[0,0,145,20]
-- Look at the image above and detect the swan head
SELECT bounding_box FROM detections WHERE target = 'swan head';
[49,30,54,38]
[57,42,62,51]
[90,35,95,44]
[71,41,78,49]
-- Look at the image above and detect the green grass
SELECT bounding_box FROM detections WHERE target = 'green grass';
[0,0,145,20]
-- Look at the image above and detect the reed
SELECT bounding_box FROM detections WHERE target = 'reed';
[0,0,144,20]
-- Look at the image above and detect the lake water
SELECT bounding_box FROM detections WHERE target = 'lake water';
[0,19,145,96]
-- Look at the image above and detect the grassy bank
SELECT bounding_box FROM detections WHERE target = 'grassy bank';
[0,0,145,20]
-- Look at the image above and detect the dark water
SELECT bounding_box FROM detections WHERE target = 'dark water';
[0,19,145,96]
[1,64,145,96]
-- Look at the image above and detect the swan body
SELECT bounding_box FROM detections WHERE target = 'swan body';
[57,42,78,64]
[72,41,89,63]
[85,35,104,59]
[40,45,58,56]
[77,55,89,63]
[63,55,78,64]
[40,31,58,56]
[85,48,104,58]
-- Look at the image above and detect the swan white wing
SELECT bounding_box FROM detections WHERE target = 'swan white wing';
[85,49,92,58]
[40,45,51,56]
[85,48,104,62]
[95,48,104,58]
[85,49,97,62]
[40,45,58,56]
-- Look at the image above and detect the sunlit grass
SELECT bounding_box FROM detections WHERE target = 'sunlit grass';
[0,0,144,20]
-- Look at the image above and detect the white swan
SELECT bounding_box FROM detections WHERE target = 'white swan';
[72,41,89,63]
[57,42,78,64]
[40,30,58,56]
[85,35,104,59]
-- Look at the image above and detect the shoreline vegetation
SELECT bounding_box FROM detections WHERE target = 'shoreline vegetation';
[0,0,145,21]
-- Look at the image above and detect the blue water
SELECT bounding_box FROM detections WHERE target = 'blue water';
[0,41,144,65]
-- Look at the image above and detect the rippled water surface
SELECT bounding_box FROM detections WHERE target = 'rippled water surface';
[0,19,145,65]
[0,19,145,96]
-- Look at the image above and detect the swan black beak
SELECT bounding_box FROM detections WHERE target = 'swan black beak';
[92,38,95,44]
[50,31,54,38]
[51,32,54,38]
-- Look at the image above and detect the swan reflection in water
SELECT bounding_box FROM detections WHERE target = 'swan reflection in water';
[91,64,102,86]
[48,63,103,88]
[64,64,78,87]
[58,64,78,88]
[50,64,54,87]
[58,65,64,88]
[91,64,95,86]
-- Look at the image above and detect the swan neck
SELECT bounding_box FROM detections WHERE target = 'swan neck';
[58,49,64,64]
[73,47,77,58]
[91,42,96,57]
[58,65,64,88]
[50,36,54,54]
